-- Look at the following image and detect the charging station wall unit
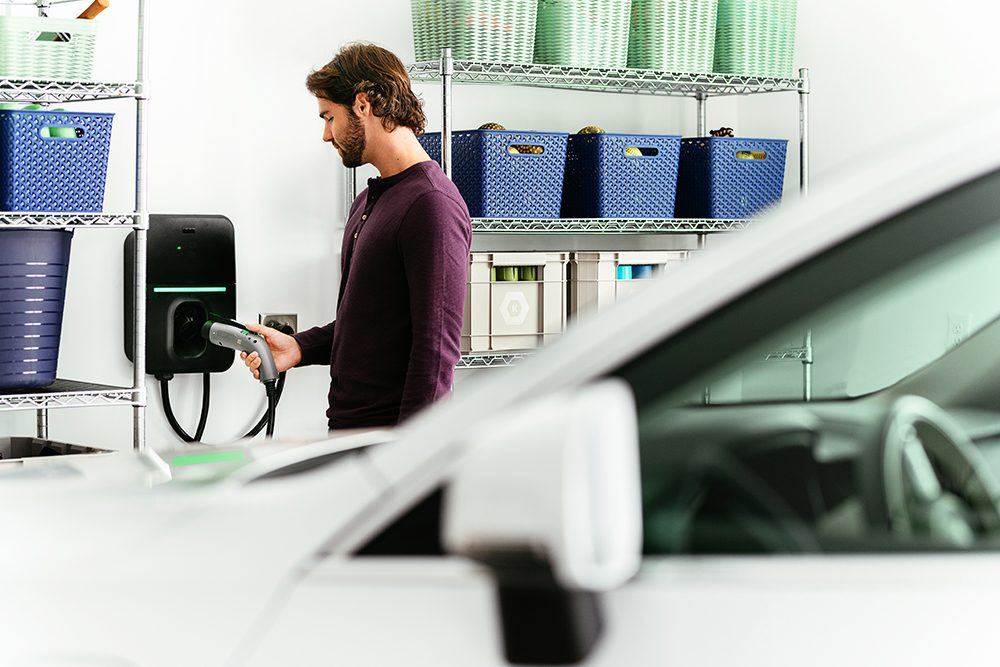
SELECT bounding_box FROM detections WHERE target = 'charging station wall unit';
[124,215,236,375]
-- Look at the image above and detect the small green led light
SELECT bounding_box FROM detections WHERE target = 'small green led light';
[177,246,182,250]
[172,451,243,467]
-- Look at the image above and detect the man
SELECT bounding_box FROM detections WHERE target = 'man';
[242,42,472,430]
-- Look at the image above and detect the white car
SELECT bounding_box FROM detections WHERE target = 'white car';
[8,106,1000,666]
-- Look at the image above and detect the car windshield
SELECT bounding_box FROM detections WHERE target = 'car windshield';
[613,167,1000,556]
[695,220,1000,404]
[619,169,1000,413]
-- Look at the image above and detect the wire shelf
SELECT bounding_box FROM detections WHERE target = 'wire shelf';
[471,217,753,233]
[408,60,806,97]
[461,345,812,371]
[457,351,532,369]
[0,380,136,412]
[0,78,140,103]
[760,347,811,362]
[0,212,140,227]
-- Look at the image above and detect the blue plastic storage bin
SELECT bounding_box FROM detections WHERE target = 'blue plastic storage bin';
[420,129,569,218]
[0,347,59,364]
[561,132,681,218]
[0,228,72,390]
[674,136,787,219]
[0,108,114,212]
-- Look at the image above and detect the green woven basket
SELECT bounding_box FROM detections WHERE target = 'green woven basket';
[534,0,631,68]
[411,0,538,63]
[713,0,796,78]
[628,0,718,72]
[0,16,98,80]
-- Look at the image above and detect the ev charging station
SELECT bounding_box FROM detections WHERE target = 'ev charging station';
[123,214,283,442]
[124,214,236,376]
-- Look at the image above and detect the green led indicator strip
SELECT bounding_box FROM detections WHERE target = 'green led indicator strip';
[153,287,228,293]
[172,450,243,467]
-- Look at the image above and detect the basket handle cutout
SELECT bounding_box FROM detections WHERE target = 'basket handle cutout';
[492,266,539,281]
[508,144,544,155]
[40,126,84,139]
[34,31,72,42]
[624,146,659,157]
[736,150,768,160]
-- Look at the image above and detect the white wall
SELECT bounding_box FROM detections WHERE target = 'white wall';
[4,0,1000,451]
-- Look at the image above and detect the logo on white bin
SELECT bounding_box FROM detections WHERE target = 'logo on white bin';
[500,291,530,326]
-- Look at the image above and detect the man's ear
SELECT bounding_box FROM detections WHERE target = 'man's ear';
[354,92,370,117]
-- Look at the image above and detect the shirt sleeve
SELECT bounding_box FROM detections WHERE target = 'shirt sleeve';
[396,189,472,421]
[293,322,335,367]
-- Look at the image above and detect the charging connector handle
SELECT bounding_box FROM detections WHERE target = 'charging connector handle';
[201,321,279,383]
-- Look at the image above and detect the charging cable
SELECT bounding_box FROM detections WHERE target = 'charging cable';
[157,370,286,443]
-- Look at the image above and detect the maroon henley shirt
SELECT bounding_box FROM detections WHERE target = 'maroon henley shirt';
[293,160,471,430]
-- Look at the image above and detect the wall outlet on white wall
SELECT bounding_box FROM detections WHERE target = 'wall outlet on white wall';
[947,313,972,348]
[260,313,298,334]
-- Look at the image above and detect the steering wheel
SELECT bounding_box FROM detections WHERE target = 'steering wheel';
[872,395,1000,545]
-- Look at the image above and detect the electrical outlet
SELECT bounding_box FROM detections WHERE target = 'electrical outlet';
[260,313,297,334]
[946,313,972,349]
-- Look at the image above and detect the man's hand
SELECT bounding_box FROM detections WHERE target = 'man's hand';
[240,322,303,380]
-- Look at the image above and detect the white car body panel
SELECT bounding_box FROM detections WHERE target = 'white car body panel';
[1,455,386,666]
[3,104,1000,664]
[242,554,1000,666]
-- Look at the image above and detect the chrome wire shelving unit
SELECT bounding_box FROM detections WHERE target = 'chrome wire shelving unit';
[456,352,531,370]
[407,59,807,97]
[470,217,753,234]
[758,330,814,402]
[0,78,140,103]
[0,212,139,227]
[392,53,810,370]
[0,1,150,449]
[0,380,135,411]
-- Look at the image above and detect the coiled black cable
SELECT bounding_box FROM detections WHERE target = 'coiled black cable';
[158,369,286,443]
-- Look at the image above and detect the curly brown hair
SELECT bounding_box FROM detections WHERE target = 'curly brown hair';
[306,42,426,135]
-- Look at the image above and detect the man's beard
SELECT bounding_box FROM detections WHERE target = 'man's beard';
[337,110,366,168]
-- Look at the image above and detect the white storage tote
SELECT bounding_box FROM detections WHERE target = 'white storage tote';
[569,250,690,320]
[464,252,569,352]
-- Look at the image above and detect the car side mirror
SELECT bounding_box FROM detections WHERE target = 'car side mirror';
[443,378,642,665]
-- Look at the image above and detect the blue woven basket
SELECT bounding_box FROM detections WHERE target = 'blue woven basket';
[0,228,72,390]
[0,109,114,213]
[674,136,787,219]
[420,129,568,218]
[561,132,681,218]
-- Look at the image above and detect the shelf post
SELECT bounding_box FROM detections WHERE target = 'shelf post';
[36,409,48,440]
[799,67,810,197]
[132,0,150,452]
[695,92,708,248]
[441,48,453,179]
[346,167,357,218]
[695,92,707,137]
[802,329,813,402]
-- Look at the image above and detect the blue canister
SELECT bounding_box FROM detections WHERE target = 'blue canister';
[631,265,654,279]
[0,228,72,390]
